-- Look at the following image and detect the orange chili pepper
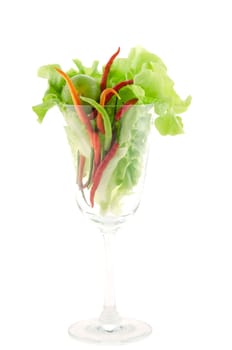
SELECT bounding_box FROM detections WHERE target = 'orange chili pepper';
[96,88,119,134]
[104,79,134,104]
[54,68,93,137]
[55,67,102,185]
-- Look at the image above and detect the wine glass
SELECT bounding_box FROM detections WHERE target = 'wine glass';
[62,103,154,344]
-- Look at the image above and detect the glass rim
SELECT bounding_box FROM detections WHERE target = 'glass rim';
[62,103,154,108]
[62,101,155,108]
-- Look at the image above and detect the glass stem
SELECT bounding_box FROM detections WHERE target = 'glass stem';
[99,231,121,329]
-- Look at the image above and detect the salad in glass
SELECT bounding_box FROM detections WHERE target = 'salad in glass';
[33,46,191,215]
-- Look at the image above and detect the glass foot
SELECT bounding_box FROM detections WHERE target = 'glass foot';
[68,318,152,344]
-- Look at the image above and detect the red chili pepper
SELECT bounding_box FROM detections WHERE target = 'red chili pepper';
[91,132,101,167]
[115,98,138,121]
[90,142,119,207]
[100,47,120,91]
[77,154,86,188]
[76,152,90,205]
[96,114,105,134]
[104,79,134,104]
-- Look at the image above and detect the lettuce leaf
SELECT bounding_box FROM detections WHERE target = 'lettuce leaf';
[32,86,60,123]
[32,100,57,123]
[94,105,153,213]
[155,113,184,135]
[73,59,101,80]
[33,65,65,122]
[108,46,191,136]
[62,107,91,159]
[37,64,65,91]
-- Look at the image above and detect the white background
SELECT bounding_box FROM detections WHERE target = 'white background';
[0,0,232,349]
